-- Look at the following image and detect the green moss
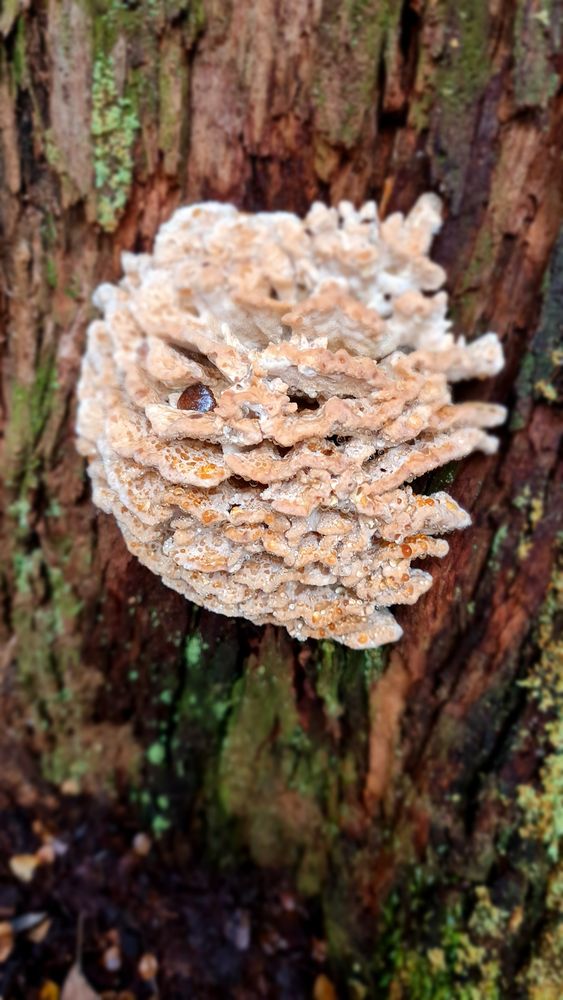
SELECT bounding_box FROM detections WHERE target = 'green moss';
[408,1,494,199]
[210,639,367,892]
[0,0,19,37]
[12,548,41,596]
[516,570,563,995]
[512,230,563,429]
[47,564,84,636]
[426,460,459,493]
[312,0,396,149]
[88,0,135,55]
[512,486,532,512]
[0,350,140,792]
[514,0,559,108]
[152,813,172,836]
[517,572,563,862]
[457,228,495,299]
[45,256,57,289]
[85,1,204,189]
[363,646,388,682]
[91,52,139,232]
[10,545,92,786]
[147,741,166,767]
[64,277,81,301]
[317,642,345,720]
[218,632,335,891]
[131,624,241,846]
[3,359,58,493]
[535,379,558,403]
[437,3,490,111]
[173,630,238,733]
[514,491,547,561]
[12,15,28,87]
[489,524,509,569]
[523,915,563,999]
[185,633,204,668]
[372,885,510,1000]
[183,0,206,45]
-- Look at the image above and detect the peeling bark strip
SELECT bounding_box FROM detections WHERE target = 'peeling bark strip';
[0,1,562,995]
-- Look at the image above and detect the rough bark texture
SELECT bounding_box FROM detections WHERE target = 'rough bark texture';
[0,1,562,996]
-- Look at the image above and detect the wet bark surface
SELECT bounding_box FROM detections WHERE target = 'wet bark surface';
[0,1,562,996]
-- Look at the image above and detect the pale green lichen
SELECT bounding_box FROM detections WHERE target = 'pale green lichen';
[534,379,558,403]
[318,641,345,720]
[489,523,509,570]
[312,0,397,150]
[514,0,559,109]
[513,230,563,429]
[515,570,563,996]
[218,633,337,892]
[409,0,493,202]
[91,52,139,232]
[367,572,563,999]
[514,490,546,561]
[146,741,166,767]
[1,356,140,792]
[185,633,204,668]
[517,572,563,863]
[382,887,509,1000]
[0,0,19,38]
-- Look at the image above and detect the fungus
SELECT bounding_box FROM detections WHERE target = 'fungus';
[76,195,505,649]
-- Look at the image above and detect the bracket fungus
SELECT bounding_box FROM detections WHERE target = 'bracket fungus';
[76,195,505,649]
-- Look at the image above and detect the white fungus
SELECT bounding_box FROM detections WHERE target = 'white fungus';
[76,196,505,649]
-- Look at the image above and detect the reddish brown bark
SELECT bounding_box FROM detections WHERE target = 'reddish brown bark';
[0,1,562,995]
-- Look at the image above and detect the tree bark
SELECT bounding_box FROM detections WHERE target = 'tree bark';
[0,1,562,995]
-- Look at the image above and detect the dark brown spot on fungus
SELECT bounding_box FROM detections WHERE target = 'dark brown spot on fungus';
[177,383,216,412]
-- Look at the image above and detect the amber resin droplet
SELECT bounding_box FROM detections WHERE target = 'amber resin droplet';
[177,383,216,412]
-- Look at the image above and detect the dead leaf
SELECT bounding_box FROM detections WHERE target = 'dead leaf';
[61,779,80,796]
[9,854,40,883]
[39,981,60,1000]
[36,843,56,865]
[313,974,338,1000]
[61,964,100,1000]
[132,832,152,857]
[138,952,158,980]
[28,916,52,943]
[0,920,14,963]
[102,945,121,971]
[509,904,524,933]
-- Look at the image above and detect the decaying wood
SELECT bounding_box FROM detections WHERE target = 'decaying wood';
[0,1,562,994]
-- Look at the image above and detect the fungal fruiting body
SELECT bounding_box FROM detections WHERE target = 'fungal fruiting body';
[76,195,505,649]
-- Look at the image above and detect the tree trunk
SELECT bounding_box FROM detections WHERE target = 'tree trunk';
[0,1,561,996]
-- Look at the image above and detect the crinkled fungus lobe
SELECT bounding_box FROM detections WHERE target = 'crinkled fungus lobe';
[76,196,505,649]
